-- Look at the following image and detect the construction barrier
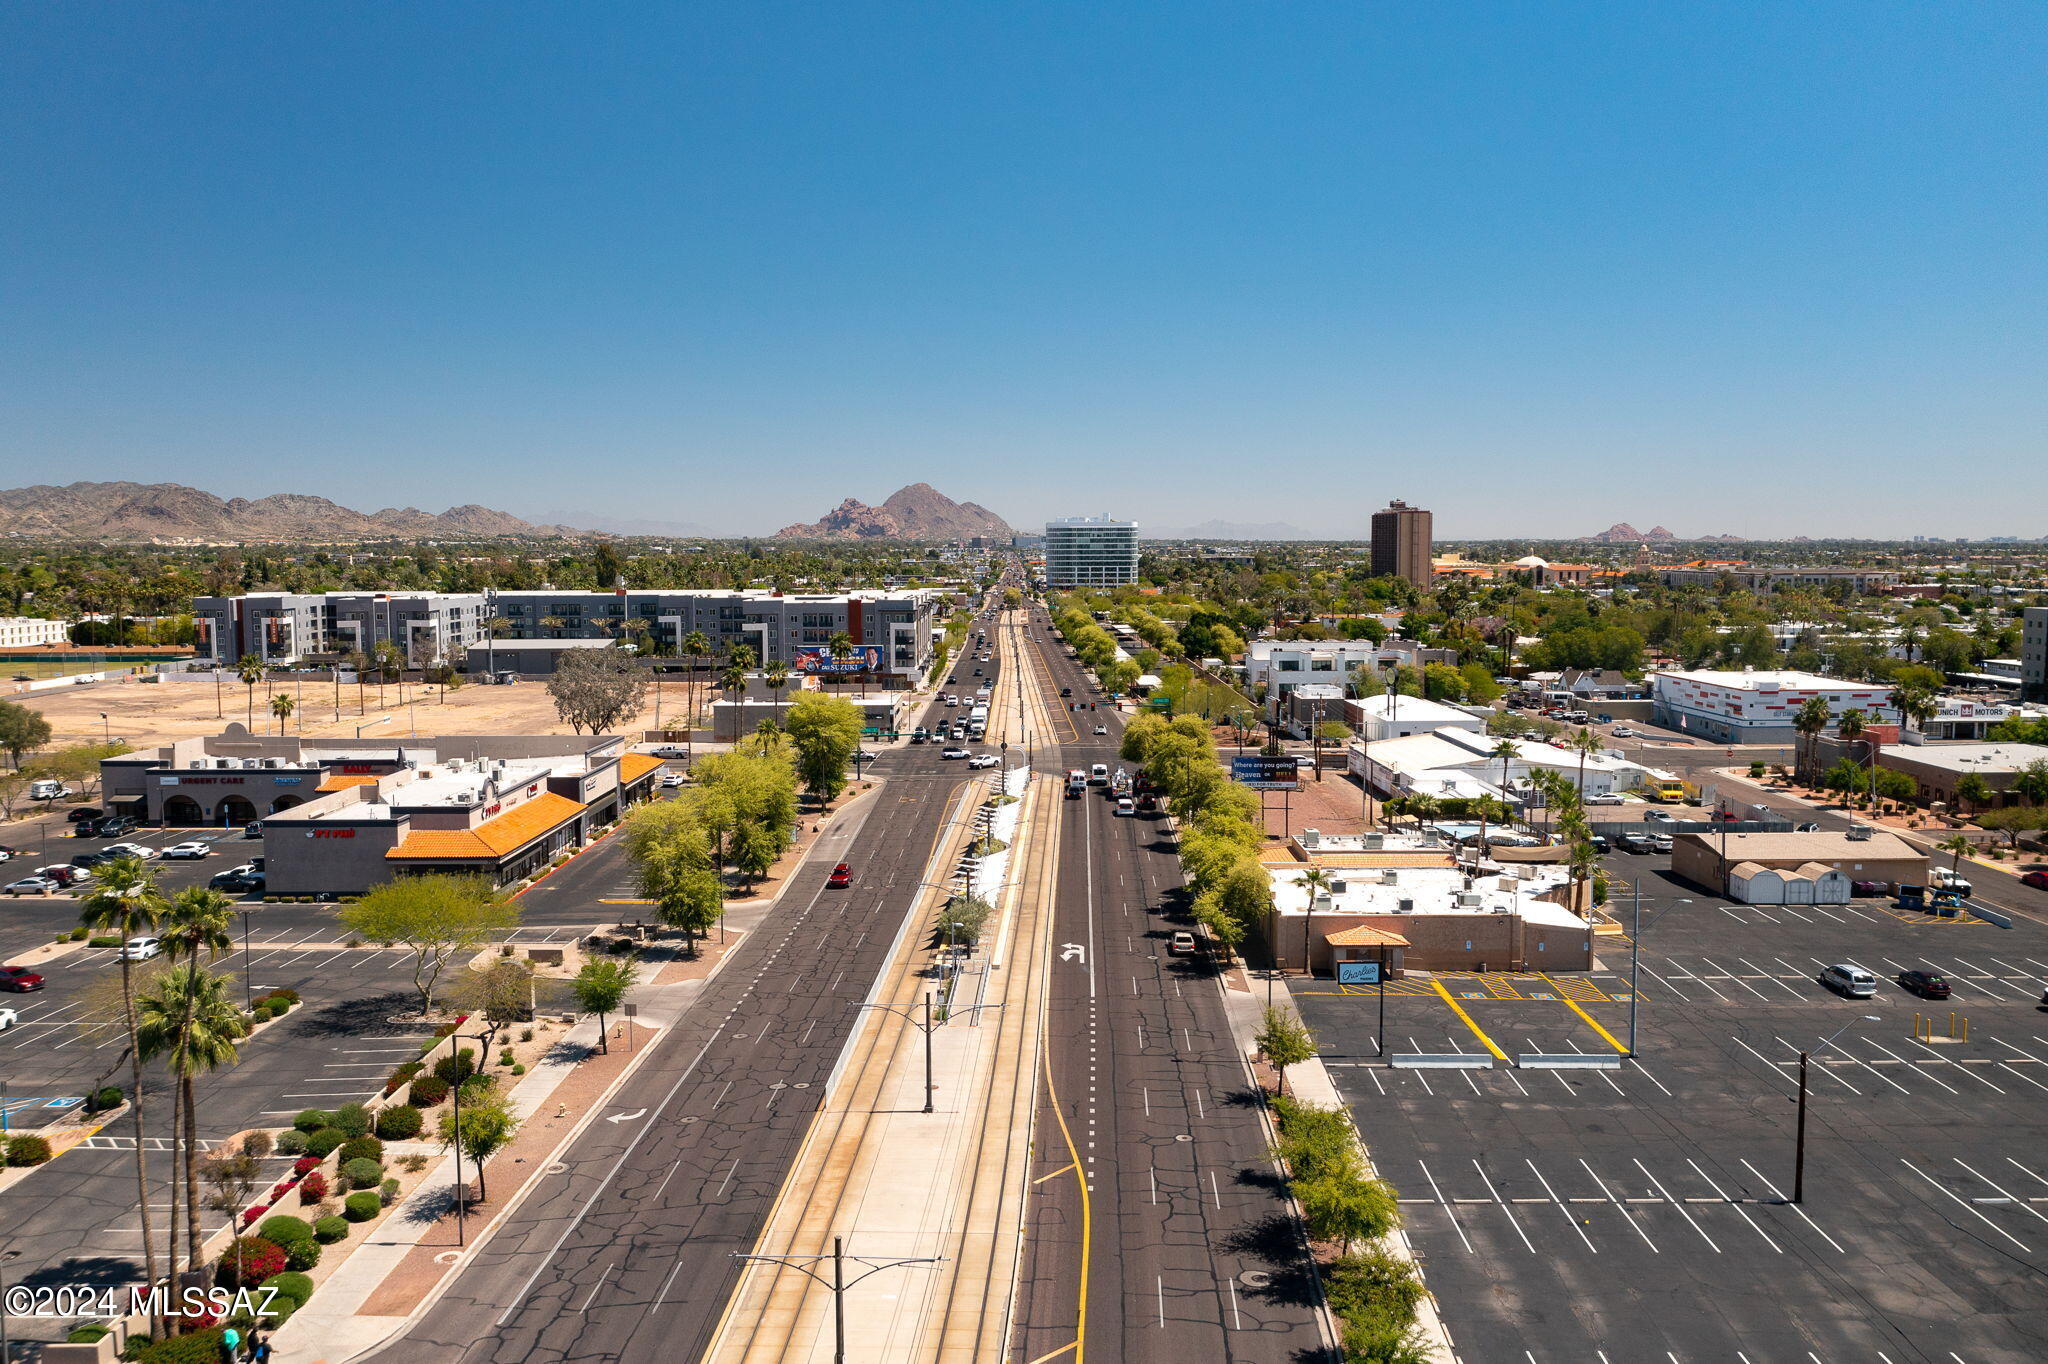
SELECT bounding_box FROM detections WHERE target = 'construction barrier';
[1518,1053,1622,1070]
[1391,1053,1494,1069]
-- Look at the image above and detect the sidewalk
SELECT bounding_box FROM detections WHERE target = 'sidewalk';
[1215,971,1455,1363]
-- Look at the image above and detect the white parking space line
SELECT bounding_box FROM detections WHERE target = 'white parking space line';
[1904,1036,2006,1093]
[1632,1159,1720,1252]
[1686,1159,1780,1251]
[1470,1160,1536,1253]
[1731,1036,1801,1087]
[1991,958,2048,987]
[1736,957,1806,1000]
[1526,1160,1597,1252]
[1666,959,1733,1002]
[1562,1039,1625,1093]
[1773,1037,1861,1094]
[1737,1158,1845,1253]
[1416,1160,1473,1253]
[1579,1158,1657,1252]
[1949,958,2023,998]
[1900,1159,2030,1252]
[1700,956,1771,1001]
[1836,903,1879,922]
[1634,961,1693,1002]
[1860,1037,1959,1095]
[1627,1058,1673,1097]
[1952,1159,2048,1226]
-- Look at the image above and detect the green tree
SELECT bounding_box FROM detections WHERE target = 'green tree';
[936,894,994,948]
[784,692,863,803]
[1296,1167,1400,1254]
[340,876,520,1016]
[269,691,296,734]
[236,653,266,728]
[1255,1005,1316,1096]
[571,957,638,1055]
[2017,759,2048,807]
[1297,867,1334,977]
[135,963,247,1276]
[1955,772,1993,816]
[1792,696,1832,781]
[0,700,53,769]
[438,1087,521,1202]
[78,856,167,1301]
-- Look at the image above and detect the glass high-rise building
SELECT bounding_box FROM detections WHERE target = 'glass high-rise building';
[1044,516,1139,588]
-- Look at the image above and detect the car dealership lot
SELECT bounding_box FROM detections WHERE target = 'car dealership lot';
[1291,861,2048,1362]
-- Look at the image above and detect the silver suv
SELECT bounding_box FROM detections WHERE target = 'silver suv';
[1818,963,1877,998]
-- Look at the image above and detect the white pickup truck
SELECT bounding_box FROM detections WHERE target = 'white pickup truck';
[1931,866,1973,897]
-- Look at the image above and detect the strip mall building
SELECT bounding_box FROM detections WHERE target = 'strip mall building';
[102,724,663,895]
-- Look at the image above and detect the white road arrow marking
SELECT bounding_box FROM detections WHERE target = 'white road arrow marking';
[1061,943,1086,963]
[606,1108,648,1124]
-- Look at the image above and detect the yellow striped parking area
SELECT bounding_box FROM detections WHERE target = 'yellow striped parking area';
[1304,973,1636,1003]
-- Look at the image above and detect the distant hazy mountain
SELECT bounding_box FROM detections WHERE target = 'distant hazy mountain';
[775,483,1012,539]
[0,480,581,542]
[1141,519,1312,540]
[540,510,724,538]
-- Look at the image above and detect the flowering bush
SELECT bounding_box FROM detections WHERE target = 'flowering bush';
[298,1171,329,1204]
[241,1204,269,1227]
[216,1237,287,1289]
[294,1155,322,1177]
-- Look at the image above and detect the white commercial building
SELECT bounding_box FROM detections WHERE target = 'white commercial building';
[1651,668,1897,745]
[0,617,72,648]
[1343,694,1487,743]
[1044,516,1139,588]
[1347,727,1650,805]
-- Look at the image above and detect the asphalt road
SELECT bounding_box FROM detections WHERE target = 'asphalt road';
[361,634,997,1363]
[1293,841,2048,1362]
[1008,611,1329,1364]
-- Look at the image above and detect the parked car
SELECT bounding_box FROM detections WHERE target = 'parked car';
[1616,831,1658,854]
[0,1009,16,1032]
[1168,931,1198,956]
[660,772,686,789]
[827,863,852,889]
[646,745,688,758]
[102,842,158,861]
[4,876,58,896]
[1896,969,1951,1000]
[1817,963,1877,998]
[1611,725,1637,738]
[97,817,138,838]
[2022,871,2048,891]
[66,807,105,824]
[1584,792,1623,805]
[1643,809,1677,824]
[1585,834,1610,854]
[38,865,84,887]
[1794,822,1822,833]
[118,937,163,962]
[241,822,264,839]
[0,966,46,993]
[163,841,212,860]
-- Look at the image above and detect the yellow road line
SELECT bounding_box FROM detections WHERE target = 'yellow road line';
[1031,1161,1077,1185]
[1040,1029,1091,1364]
[1429,979,1508,1061]
[1026,1343,1079,1364]
[1562,995,1630,1054]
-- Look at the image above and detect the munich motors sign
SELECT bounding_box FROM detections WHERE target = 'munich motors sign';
[793,646,883,675]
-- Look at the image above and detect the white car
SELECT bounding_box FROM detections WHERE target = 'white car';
[940,747,970,760]
[1115,797,1135,816]
[1092,725,1108,735]
[0,1008,16,1031]
[117,937,163,962]
[5,876,58,896]
[660,772,686,789]
[1611,726,1638,738]
[163,841,212,860]
[103,842,158,861]
[1583,792,1624,806]
[967,754,999,769]
[944,697,959,707]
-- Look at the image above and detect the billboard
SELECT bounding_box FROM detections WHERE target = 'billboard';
[793,646,884,675]
[1230,755,1299,790]
[1337,961,1382,985]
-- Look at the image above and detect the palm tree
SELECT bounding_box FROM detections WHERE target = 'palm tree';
[1837,708,1870,805]
[483,616,513,678]
[681,628,711,726]
[135,964,247,1280]
[1793,696,1832,785]
[157,886,234,1269]
[1485,737,1520,805]
[1570,728,1603,804]
[1403,792,1439,834]
[764,663,791,716]
[269,692,296,735]
[1297,867,1334,977]
[236,653,265,728]
[1891,686,1937,740]
[79,856,168,1300]
[1471,795,1509,858]
[828,630,856,696]
[1938,833,1973,881]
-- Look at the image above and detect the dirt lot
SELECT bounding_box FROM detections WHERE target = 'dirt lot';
[18,672,706,750]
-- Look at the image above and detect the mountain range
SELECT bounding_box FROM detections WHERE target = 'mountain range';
[775,483,1012,540]
[0,481,580,542]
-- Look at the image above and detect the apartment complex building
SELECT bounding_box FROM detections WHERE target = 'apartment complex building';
[0,617,73,648]
[2024,606,2047,701]
[1650,667,1897,744]
[192,587,941,682]
[1369,499,1433,587]
[1655,565,1900,594]
[1044,516,1139,588]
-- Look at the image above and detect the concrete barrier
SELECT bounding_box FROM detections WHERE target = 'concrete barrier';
[1964,901,2013,929]
[1519,1053,1622,1069]
[1390,1053,1493,1069]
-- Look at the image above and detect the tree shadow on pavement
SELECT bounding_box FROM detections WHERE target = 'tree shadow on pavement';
[17,1255,139,1291]
[1217,1212,1321,1308]
[292,991,425,1039]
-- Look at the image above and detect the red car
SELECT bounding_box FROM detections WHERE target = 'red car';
[0,966,46,992]
[2022,871,2048,891]
[827,863,852,889]
[1896,969,1951,1000]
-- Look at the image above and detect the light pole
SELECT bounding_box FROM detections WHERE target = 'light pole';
[356,716,391,739]
[447,1026,496,1244]
[1792,1014,1880,1204]
[99,711,111,746]
[859,993,941,1114]
[732,1237,941,1364]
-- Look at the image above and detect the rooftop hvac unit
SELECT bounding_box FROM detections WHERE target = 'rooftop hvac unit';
[1397,898,1415,914]
[1361,833,1383,851]
[1381,870,1398,886]
[1299,828,1321,849]
[1846,825,1874,841]
[1455,891,1483,909]
[263,758,281,768]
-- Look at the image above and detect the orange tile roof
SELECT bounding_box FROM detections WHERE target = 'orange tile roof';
[316,774,383,793]
[618,753,664,785]
[385,792,585,862]
[1323,924,1412,947]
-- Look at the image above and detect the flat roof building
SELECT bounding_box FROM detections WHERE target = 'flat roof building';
[1370,500,1433,588]
[2024,607,2047,702]
[1651,668,1898,745]
[1044,516,1139,588]
[1672,829,1926,903]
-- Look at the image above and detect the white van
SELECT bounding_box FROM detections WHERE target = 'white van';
[29,780,70,802]
[1088,763,1109,786]
[1817,964,1878,998]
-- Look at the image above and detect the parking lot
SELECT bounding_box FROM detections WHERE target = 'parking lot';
[1292,856,2048,1363]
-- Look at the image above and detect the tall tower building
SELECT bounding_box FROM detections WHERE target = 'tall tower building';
[1369,499,1433,587]
[1044,516,1139,588]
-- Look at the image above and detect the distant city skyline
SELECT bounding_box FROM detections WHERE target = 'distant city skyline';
[3,5,2042,540]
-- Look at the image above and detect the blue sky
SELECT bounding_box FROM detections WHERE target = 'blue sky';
[3,3,2043,539]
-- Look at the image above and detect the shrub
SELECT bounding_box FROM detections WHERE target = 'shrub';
[313,1215,350,1244]
[375,1104,423,1140]
[339,1134,384,1164]
[409,1076,450,1108]
[69,926,89,941]
[89,1085,124,1112]
[304,1128,348,1159]
[380,1177,401,1206]
[342,1157,385,1189]
[263,1270,315,1307]
[499,1047,515,1066]
[385,1061,422,1095]
[1269,1097,1358,1184]
[274,1130,308,1156]
[5,1135,53,1166]
[511,1063,527,1076]
[343,1192,381,1222]
[216,1237,287,1289]
[282,1237,321,1272]
[457,1074,496,1104]
[87,935,120,948]
[293,1109,333,1134]
[270,986,300,1004]
[298,1172,329,1204]
[519,1027,534,1042]
[257,1214,313,1246]
[292,1155,321,1176]
[434,1049,477,1086]
[332,1103,373,1139]
[130,1327,226,1363]
[1325,1248,1428,1361]
[67,1324,110,1343]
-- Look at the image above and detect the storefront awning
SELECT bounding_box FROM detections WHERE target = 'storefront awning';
[386,792,586,862]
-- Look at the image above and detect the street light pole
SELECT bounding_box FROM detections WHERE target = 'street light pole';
[732,1237,942,1364]
[1792,1014,1879,1204]
[858,993,941,1113]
